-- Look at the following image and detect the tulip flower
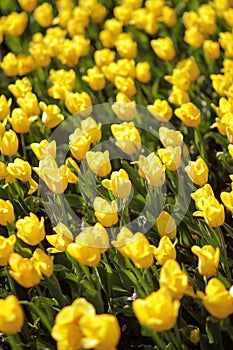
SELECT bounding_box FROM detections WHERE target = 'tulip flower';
[86,151,111,177]
[0,295,24,334]
[0,199,15,226]
[191,245,220,277]
[46,222,73,253]
[138,152,166,186]
[16,213,45,246]
[175,102,200,127]
[133,287,180,332]
[111,122,141,155]
[152,236,176,265]
[31,248,54,278]
[102,169,132,198]
[94,197,118,227]
[158,146,182,171]
[185,157,209,186]
[9,253,41,288]
[0,235,16,266]
[156,211,177,239]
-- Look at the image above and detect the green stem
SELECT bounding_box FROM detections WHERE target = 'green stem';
[20,301,53,331]
[7,334,23,350]
[20,133,27,160]
[164,331,180,350]
[125,259,152,295]
[150,330,167,350]
[215,226,232,282]
[6,267,17,295]
[194,127,207,161]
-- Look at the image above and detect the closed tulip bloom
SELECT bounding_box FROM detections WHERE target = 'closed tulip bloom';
[16,213,45,246]
[31,248,54,278]
[33,2,53,27]
[1,52,18,77]
[197,278,233,319]
[18,0,37,12]
[0,295,24,334]
[203,40,220,60]
[39,102,64,129]
[115,34,137,59]
[191,245,220,277]
[9,253,41,288]
[221,190,233,213]
[0,129,19,156]
[0,199,15,226]
[69,128,91,161]
[81,117,102,143]
[156,211,177,239]
[133,287,180,332]
[51,298,96,350]
[4,12,28,36]
[184,27,204,48]
[65,92,92,117]
[8,77,32,98]
[160,259,188,299]
[17,92,40,117]
[169,85,190,106]
[147,99,173,123]
[31,139,55,161]
[138,153,166,186]
[94,197,118,227]
[117,59,136,78]
[46,222,73,253]
[0,161,14,183]
[152,236,176,265]
[111,92,136,121]
[10,108,36,133]
[185,157,209,186]
[161,6,177,27]
[135,62,151,83]
[67,241,102,267]
[111,122,141,155]
[0,95,11,121]
[102,169,132,198]
[165,68,191,91]
[82,66,105,91]
[159,127,183,148]
[114,76,137,98]
[34,156,69,194]
[86,151,111,177]
[7,158,32,182]
[158,146,182,171]
[151,37,176,61]
[112,229,154,269]
[176,56,200,81]
[191,184,215,208]
[94,48,115,68]
[175,102,200,127]
[80,314,120,350]
[0,235,16,266]
[193,197,225,227]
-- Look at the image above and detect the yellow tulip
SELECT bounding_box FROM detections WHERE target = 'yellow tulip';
[0,129,19,156]
[115,33,137,59]
[111,122,141,155]
[39,102,64,129]
[69,128,91,161]
[111,92,136,121]
[184,27,204,48]
[0,295,24,334]
[65,92,92,117]
[221,190,233,213]
[203,40,220,60]
[94,197,118,227]
[94,48,115,67]
[31,248,54,278]
[82,66,106,91]
[0,52,18,77]
[152,236,176,265]
[86,150,112,177]
[158,146,182,171]
[9,253,41,288]
[160,259,188,299]
[80,314,120,350]
[4,12,28,36]
[7,158,32,182]
[102,169,132,198]
[0,199,15,226]
[138,152,166,186]
[114,76,137,98]
[191,245,220,277]
[16,213,45,246]
[168,85,190,106]
[0,95,11,121]
[198,278,233,319]
[185,157,209,186]
[0,235,16,266]
[193,197,225,227]
[31,139,56,161]
[80,117,102,143]
[151,37,176,61]
[46,222,73,253]
[51,298,96,350]
[176,56,200,81]
[156,211,177,239]
[175,102,200,127]
[159,127,183,148]
[8,77,32,98]
[18,0,37,12]
[17,92,40,117]
[135,62,151,83]
[161,6,177,27]
[147,99,173,122]
[133,287,180,331]
[191,183,215,210]
[10,108,37,134]
[33,2,53,27]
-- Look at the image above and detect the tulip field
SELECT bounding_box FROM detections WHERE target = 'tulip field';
[1,0,233,349]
